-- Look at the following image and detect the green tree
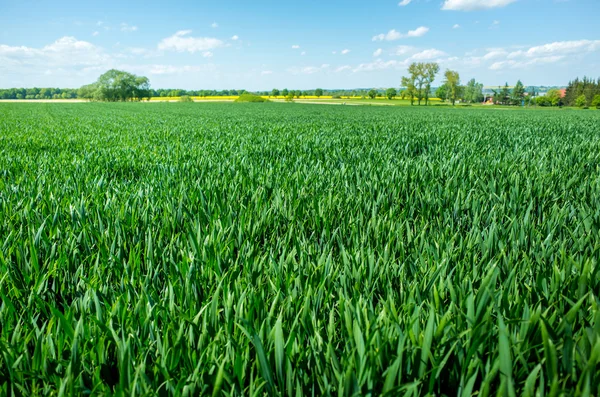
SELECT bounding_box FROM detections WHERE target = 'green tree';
[443,69,460,105]
[463,79,484,103]
[436,84,448,102]
[367,89,377,99]
[423,63,440,106]
[401,77,417,105]
[406,63,425,105]
[512,80,525,105]
[546,89,562,106]
[592,94,600,109]
[385,88,397,100]
[285,92,294,102]
[271,88,280,97]
[282,88,289,96]
[575,94,587,108]
[315,88,323,98]
[82,69,151,101]
[499,83,510,105]
[403,62,439,105]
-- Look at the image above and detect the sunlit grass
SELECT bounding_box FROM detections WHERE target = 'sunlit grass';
[0,103,599,395]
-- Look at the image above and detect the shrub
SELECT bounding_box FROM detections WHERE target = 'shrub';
[575,95,587,108]
[592,95,600,109]
[234,93,269,103]
[179,95,194,102]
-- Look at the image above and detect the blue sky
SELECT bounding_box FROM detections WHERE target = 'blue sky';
[0,0,598,90]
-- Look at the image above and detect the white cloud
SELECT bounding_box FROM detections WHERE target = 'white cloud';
[261,70,273,75]
[332,51,337,54]
[353,59,401,73]
[483,49,508,60]
[394,45,416,55]
[442,0,518,11]
[341,49,351,55]
[409,48,447,60]
[0,36,111,74]
[211,22,218,28]
[202,51,213,58]
[158,31,223,53]
[489,56,564,70]
[518,40,600,57]
[372,26,429,41]
[92,31,100,36]
[231,35,239,40]
[335,65,352,72]
[453,24,460,29]
[398,0,412,5]
[120,23,138,32]
[373,48,383,57]
[287,64,330,75]
[301,51,306,56]
[292,45,300,49]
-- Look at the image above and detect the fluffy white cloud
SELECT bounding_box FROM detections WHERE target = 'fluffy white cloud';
[394,45,416,55]
[301,51,306,56]
[482,49,508,60]
[398,0,412,6]
[341,49,351,55]
[0,37,110,68]
[120,23,138,32]
[261,70,273,75]
[231,35,239,40]
[489,56,564,70]
[292,45,300,49]
[373,48,383,57]
[409,48,447,60]
[372,26,429,41]
[515,40,600,58]
[442,0,518,11]
[202,51,213,58]
[158,31,223,53]
[453,24,460,29]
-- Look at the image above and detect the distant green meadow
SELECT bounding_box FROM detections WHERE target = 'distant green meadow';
[0,103,599,395]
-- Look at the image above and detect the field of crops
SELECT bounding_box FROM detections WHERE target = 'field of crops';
[1,103,599,395]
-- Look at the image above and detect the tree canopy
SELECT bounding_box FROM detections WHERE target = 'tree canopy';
[79,69,151,102]
[402,62,439,106]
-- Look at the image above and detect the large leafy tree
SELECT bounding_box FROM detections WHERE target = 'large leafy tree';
[423,63,440,106]
[463,79,484,103]
[443,69,460,106]
[401,76,417,105]
[385,88,397,100]
[79,69,151,102]
[512,80,526,105]
[403,62,439,106]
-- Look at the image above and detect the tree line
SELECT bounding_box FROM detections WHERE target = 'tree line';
[563,77,600,108]
[2,68,599,108]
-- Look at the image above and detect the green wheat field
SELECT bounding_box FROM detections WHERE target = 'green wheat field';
[0,103,599,396]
